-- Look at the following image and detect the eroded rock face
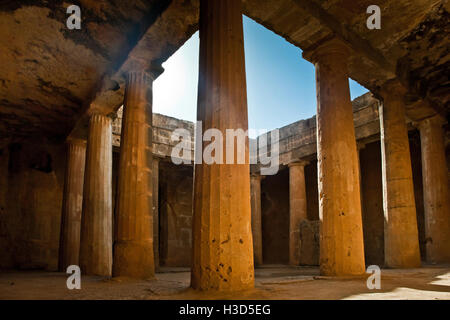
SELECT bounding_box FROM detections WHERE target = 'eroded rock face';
[398,3,450,114]
[0,0,170,145]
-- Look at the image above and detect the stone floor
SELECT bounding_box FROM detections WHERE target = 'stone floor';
[0,264,449,300]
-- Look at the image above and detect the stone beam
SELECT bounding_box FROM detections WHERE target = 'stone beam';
[293,1,395,76]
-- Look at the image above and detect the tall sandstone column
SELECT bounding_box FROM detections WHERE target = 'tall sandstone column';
[59,138,86,271]
[250,174,263,266]
[191,0,254,291]
[288,161,308,266]
[113,70,158,279]
[79,114,113,276]
[418,115,450,263]
[303,38,366,276]
[379,80,421,268]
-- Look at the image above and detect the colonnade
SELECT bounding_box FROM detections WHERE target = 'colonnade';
[58,0,449,291]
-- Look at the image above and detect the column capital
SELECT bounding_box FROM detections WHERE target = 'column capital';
[416,114,447,130]
[302,37,351,65]
[288,160,309,168]
[250,173,265,181]
[126,58,164,81]
[357,141,367,151]
[379,79,407,99]
[66,138,87,147]
[86,108,115,121]
[152,155,163,163]
[88,112,113,124]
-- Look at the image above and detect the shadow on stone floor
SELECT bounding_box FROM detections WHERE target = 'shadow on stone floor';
[0,265,449,300]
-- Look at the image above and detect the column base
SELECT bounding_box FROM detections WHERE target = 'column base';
[385,254,422,269]
[80,260,112,277]
[385,260,422,269]
[426,255,450,264]
[320,265,366,277]
[113,240,155,279]
[426,241,450,264]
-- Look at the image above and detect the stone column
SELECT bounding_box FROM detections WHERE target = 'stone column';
[250,173,263,266]
[191,0,254,291]
[153,157,160,269]
[288,161,308,266]
[418,115,450,263]
[113,69,160,279]
[357,142,366,213]
[356,142,366,181]
[59,138,86,271]
[379,80,421,268]
[303,38,365,276]
[79,114,113,276]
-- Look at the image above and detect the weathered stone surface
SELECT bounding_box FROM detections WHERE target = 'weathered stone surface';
[59,138,86,271]
[258,93,383,167]
[114,93,384,170]
[305,160,319,221]
[261,169,290,264]
[69,0,200,141]
[113,71,155,279]
[0,141,65,271]
[250,174,263,266]
[152,158,160,269]
[299,220,319,266]
[0,0,448,151]
[379,81,421,268]
[1,0,448,149]
[418,115,450,263]
[159,161,193,267]
[305,38,366,276]
[360,141,385,266]
[0,0,448,294]
[0,0,171,144]
[79,114,113,276]
[191,0,254,291]
[113,107,195,161]
[0,95,432,274]
[398,3,450,116]
[288,161,308,266]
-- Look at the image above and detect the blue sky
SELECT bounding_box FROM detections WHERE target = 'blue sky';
[153,16,368,135]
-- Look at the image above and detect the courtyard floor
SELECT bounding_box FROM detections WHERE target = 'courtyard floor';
[0,264,449,300]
